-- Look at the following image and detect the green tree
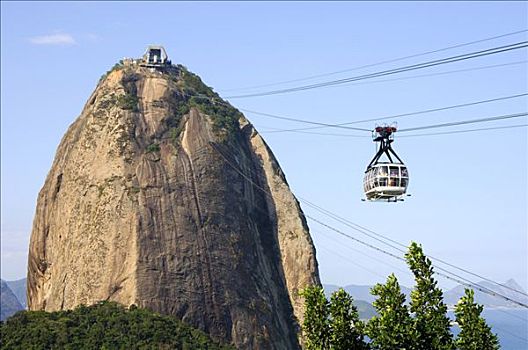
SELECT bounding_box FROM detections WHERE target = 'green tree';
[406,242,455,350]
[454,288,500,350]
[367,273,415,349]
[329,288,369,350]
[0,301,233,349]
[300,286,331,350]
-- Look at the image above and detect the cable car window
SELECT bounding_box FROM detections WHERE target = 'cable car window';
[389,166,399,177]
[389,178,399,187]
[378,178,388,186]
[401,167,408,177]
[400,178,408,187]
[379,166,388,176]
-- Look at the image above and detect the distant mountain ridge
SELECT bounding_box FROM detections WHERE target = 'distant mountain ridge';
[324,283,411,304]
[324,278,526,311]
[322,284,379,320]
[1,280,24,321]
[443,279,528,308]
[5,278,27,309]
[4,278,523,323]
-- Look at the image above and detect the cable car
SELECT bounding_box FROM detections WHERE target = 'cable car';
[363,124,409,202]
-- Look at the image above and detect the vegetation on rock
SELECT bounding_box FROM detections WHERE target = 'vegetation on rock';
[178,67,242,137]
[146,143,161,153]
[0,301,233,350]
[98,62,243,143]
[164,101,189,145]
[189,96,241,136]
[178,67,216,98]
[117,93,139,111]
[118,72,140,112]
[99,61,124,83]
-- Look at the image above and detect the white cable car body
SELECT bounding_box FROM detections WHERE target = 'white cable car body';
[364,163,409,201]
[363,125,409,202]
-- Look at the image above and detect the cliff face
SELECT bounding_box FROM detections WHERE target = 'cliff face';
[27,62,320,349]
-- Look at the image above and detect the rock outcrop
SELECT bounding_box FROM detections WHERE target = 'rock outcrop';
[27,61,320,349]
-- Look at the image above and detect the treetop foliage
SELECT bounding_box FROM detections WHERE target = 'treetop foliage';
[299,286,331,350]
[406,242,455,350]
[0,301,233,350]
[367,273,415,349]
[329,289,369,350]
[300,286,368,350]
[454,289,500,350]
[301,242,500,350]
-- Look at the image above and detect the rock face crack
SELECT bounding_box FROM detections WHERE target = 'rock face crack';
[53,174,63,201]
[180,120,221,336]
[27,66,320,349]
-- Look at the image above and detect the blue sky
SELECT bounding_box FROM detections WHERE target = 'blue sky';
[1,2,527,296]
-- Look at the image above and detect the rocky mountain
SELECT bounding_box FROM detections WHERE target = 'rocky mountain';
[5,278,27,309]
[27,58,320,349]
[1,280,24,321]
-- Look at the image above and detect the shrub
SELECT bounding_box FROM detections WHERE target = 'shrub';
[188,96,240,136]
[99,62,124,83]
[117,94,139,111]
[180,69,216,98]
[177,67,241,139]
[146,143,160,153]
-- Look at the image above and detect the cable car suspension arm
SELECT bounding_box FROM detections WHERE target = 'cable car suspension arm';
[366,138,404,170]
